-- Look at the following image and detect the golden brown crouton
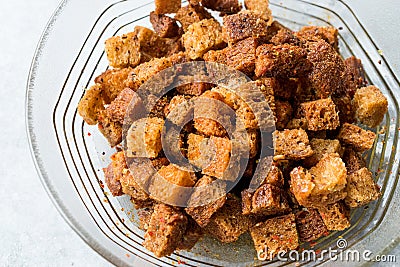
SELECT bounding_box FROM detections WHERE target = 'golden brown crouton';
[77,84,104,125]
[150,12,181,38]
[337,123,376,152]
[175,4,212,32]
[345,167,380,208]
[290,153,347,207]
[299,98,340,131]
[154,0,181,14]
[203,49,228,64]
[250,214,299,261]
[353,85,388,128]
[201,0,242,14]
[243,0,273,23]
[222,11,271,44]
[105,31,141,69]
[126,117,164,158]
[182,19,225,60]
[273,129,313,160]
[317,202,350,231]
[94,68,133,103]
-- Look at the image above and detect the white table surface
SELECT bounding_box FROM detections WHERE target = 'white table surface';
[0,1,398,266]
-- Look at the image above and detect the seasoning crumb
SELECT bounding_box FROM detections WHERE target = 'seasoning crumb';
[338,26,343,30]
[126,253,130,258]
[378,60,382,65]
[378,49,384,55]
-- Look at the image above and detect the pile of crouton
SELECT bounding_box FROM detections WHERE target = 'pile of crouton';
[77,0,388,260]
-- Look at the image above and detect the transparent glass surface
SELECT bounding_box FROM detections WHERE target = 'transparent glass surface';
[26,0,400,266]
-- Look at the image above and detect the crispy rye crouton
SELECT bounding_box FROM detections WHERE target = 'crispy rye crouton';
[342,148,366,174]
[274,100,293,130]
[244,0,273,22]
[175,4,212,32]
[344,56,367,97]
[337,123,376,152]
[94,68,133,103]
[345,167,380,208]
[154,0,181,14]
[77,84,104,125]
[150,12,181,38]
[290,153,347,207]
[255,44,311,78]
[97,110,123,147]
[303,138,342,168]
[299,98,340,131]
[295,208,328,242]
[201,0,242,14]
[225,37,259,76]
[250,214,299,261]
[270,29,301,46]
[177,218,203,251]
[296,26,339,51]
[273,129,313,160]
[182,19,225,60]
[143,204,188,258]
[105,88,145,124]
[317,202,350,231]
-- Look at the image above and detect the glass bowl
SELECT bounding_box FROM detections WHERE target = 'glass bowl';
[26,0,400,266]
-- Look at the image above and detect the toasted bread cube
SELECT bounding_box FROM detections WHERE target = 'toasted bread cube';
[353,85,388,128]
[290,153,347,207]
[176,82,212,96]
[204,195,252,243]
[332,95,355,124]
[270,29,301,46]
[250,214,299,261]
[295,209,328,242]
[148,164,197,205]
[105,88,145,124]
[201,0,242,14]
[299,98,340,131]
[97,111,123,147]
[345,167,380,208]
[342,148,366,174]
[185,175,227,227]
[344,56,367,97]
[274,100,293,130]
[143,204,188,258]
[194,91,229,137]
[105,32,141,68]
[150,12,181,38]
[176,218,203,251]
[273,129,313,160]
[78,84,104,125]
[126,117,164,158]
[175,4,212,32]
[255,43,311,78]
[305,40,346,98]
[103,153,124,197]
[182,19,225,60]
[226,37,259,75]
[303,138,343,167]
[94,68,133,103]
[296,26,339,51]
[244,0,273,23]
[338,123,376,152]
[317,202,350,231]
[222,11,270,44]
[154,0,181,14]
[203,49,228,64]
[286,118,308,130]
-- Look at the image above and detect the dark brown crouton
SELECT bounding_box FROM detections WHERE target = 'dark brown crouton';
[204,195,252,243]
[299,98,340,131]
[295,209,328,242]
[255,44,311,78]
[185,175,227,227]
[342,148,366,174]
[353,85,388,128]
[97,111,122,147]
[262,164,285,187]
[296,26,339,51]
[250,214,299,261]
[242,184,291,216]
[143,204,188,258]
[344,56,367,97]
[103,162,123,197]
[303,138,342,168]
[332,95,355,124]
[154,0,181,14]
[105,88,145,124]
[201,0,242,14]
[177,218,203,251]
[243,0,273,22]
[317,202,350,231]
[222,11,271,44]
[148,164,197,205]
[182,19,225,60]
[193,91,229,137]
[345,167,380,208]
[203,49,228,64]
[148,95,170,119]
[274,100,293,130]
[305,40,346,98]
[138,207,153,231]
[175,4,212,32]
[337,123,376,152]
[78,84,105,125]
[150,12,181,38]
[95,68,133,103]
[270,29,301,46]
[290,153,347,207]
[226,37,260,75]
[273,129,313,160]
